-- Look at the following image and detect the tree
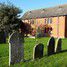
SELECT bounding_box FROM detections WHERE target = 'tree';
[0,3,22,43]
[0,3,22,33]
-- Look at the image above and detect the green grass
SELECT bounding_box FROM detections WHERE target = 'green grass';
[0,37,67,67]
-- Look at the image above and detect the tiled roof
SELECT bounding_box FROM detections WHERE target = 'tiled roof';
[22,4,67,20]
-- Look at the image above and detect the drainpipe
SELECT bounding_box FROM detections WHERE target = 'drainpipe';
[57,17,59,38]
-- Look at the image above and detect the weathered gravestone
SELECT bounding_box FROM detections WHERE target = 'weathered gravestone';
[9,31,24,66]
[33,43,44,59]
[55,38,62,53]
[47,37,55,56]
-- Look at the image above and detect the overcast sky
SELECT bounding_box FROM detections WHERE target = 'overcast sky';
[0,0,67,16]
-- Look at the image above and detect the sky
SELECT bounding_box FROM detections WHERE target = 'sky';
[0,0,67,16]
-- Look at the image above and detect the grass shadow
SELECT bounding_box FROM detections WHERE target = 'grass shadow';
[52,49,67,56]
[55,49,67,54]
[46,49,67,57]
[24,59,32,62]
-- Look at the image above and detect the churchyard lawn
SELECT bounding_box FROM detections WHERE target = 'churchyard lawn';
[0,37,67,67]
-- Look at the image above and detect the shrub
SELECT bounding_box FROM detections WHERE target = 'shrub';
[31,29,36,36]
[35,23,52,37]
[20,22,32,36]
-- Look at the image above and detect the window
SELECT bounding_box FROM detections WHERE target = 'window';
[45,19,47,24]
[30,20,34,24]
[47,18,52,24]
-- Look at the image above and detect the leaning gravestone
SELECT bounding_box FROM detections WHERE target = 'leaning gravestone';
[33,43,44,59]
[47,37,55,56]
[55,38,62,53]
[9,31,24,66]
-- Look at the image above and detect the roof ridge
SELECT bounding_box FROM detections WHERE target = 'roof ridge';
[22,4,67,20]
[26,4,67,13]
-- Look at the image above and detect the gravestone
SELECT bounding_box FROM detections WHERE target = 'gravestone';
[47,37,55,56]
[55,38,62,53]
[0,30,6,43]
[9,31,24,66]
[33,43,44,59]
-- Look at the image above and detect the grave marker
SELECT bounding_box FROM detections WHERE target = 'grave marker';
[55,38,62,53]
[47,37,55,56]
[9,31,24,66]
[33,43,44,59]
